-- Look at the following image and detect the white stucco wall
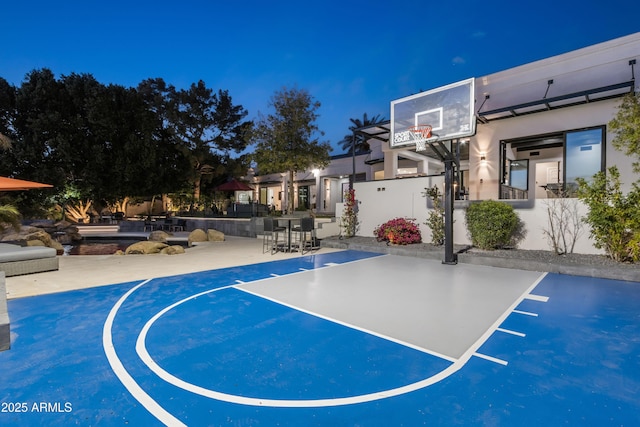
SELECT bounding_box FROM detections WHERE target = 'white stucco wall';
[471,97,632,199]
[349,177,603,254]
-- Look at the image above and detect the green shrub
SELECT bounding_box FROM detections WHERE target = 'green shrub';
[577,167,640,262]
[465,200,523,250]
[423,186,445,246]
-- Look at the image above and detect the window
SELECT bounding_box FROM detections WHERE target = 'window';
[297,186,310,209]
[500,126,605,199]
[564,128,605,193]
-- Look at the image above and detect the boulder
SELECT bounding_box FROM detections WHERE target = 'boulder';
[20,229,64,255]
[160,245,186,255]
[49,240,65,254]
[125,241,168,255]
[207,229,225,242]
[188,229,208,246]
[1,226,39,241]
[17,226,42,235]
[25,230,55,247]
[148,230,171,243]
[0,224,77,254]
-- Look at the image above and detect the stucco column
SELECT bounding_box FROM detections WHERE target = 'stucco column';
[417,158,429,175]
[384,150,398,179]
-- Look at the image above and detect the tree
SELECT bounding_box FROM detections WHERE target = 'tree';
[0,77,16,151]
[252,87,331,214]
[11,69,67,186]
[7,69,69,216]
[173,81,252,202]
[338,113,386,153]
[609,93,640,173]
[136,78,192,205]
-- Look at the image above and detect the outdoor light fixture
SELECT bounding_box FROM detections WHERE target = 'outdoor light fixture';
[480,153,486,162]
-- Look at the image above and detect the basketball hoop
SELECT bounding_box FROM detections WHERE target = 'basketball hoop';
[409,125,432,139]
[409,125,433,151]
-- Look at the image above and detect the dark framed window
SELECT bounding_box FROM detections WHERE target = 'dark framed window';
[564,127,606,193]
[499,126,605,199]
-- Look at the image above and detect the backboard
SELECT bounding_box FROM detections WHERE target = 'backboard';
[390,78,476,148]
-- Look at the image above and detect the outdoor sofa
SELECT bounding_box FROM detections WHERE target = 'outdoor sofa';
[0,243,58,277]
[1,272,8,350]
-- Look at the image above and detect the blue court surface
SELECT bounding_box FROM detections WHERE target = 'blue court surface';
[1,250,639,426]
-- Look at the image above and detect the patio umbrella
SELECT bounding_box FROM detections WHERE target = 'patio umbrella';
[0,176,53,191]
[214,179,253,192]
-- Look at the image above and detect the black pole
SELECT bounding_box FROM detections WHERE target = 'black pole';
[443,158,457,264]
[350,131,356,190]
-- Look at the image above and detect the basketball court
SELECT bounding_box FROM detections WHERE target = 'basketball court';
[1,250,639,426]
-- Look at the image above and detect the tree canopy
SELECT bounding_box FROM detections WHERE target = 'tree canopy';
[252,87,330,213]
[0,69,252,217]
[609,92,640,173]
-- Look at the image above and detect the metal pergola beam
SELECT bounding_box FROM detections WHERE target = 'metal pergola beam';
[478,80,634,120]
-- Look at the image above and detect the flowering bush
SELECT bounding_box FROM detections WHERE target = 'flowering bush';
[374,217,422,245]
[340,188,359,238]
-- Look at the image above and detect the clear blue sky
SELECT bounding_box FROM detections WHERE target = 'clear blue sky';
[2,0,639,154]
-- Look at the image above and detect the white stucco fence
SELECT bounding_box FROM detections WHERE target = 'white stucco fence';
[336,176,603,255]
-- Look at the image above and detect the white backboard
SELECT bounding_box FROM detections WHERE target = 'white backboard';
[391,78,476,148]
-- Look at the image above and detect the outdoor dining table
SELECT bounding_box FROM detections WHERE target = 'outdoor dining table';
[276,216,301,252]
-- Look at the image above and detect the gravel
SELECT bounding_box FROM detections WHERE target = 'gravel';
[321,236,640,282]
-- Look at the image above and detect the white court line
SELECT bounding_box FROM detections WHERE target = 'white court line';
[270,273,280,277]
[496,327,526,337]
[473,352,508,366]
[235,280,245,284]
[103,256,386,418]
[135,255,465,408]
[236,286,457,362]
[111,259,549,411]
[103,278,186,427]
[452,272,548,372]
[526,294,549,302]
[513,309,539,317]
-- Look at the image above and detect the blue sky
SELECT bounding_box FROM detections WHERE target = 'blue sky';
[1,0,639,154]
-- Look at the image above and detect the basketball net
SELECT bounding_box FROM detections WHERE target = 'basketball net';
[409,125,433,152]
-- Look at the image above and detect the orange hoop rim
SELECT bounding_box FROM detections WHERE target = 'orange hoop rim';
[408,125,433,139]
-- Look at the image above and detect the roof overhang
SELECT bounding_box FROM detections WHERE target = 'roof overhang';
[477,80,635,123]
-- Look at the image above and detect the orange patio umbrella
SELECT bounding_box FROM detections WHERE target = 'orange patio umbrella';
[0,176,54,191]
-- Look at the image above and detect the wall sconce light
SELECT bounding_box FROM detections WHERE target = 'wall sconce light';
[480,152,486,162]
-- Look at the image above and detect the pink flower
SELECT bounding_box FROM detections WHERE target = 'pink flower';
[374,217,422,245]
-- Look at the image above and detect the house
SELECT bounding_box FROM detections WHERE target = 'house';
[348,32,639,254]
[250,32,638,255]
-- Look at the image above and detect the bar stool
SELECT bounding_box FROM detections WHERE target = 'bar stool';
[263,217,286,254]
[292,217,316,254]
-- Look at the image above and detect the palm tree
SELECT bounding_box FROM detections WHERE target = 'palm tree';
[338,113,386,153]
[0,204,20,232]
